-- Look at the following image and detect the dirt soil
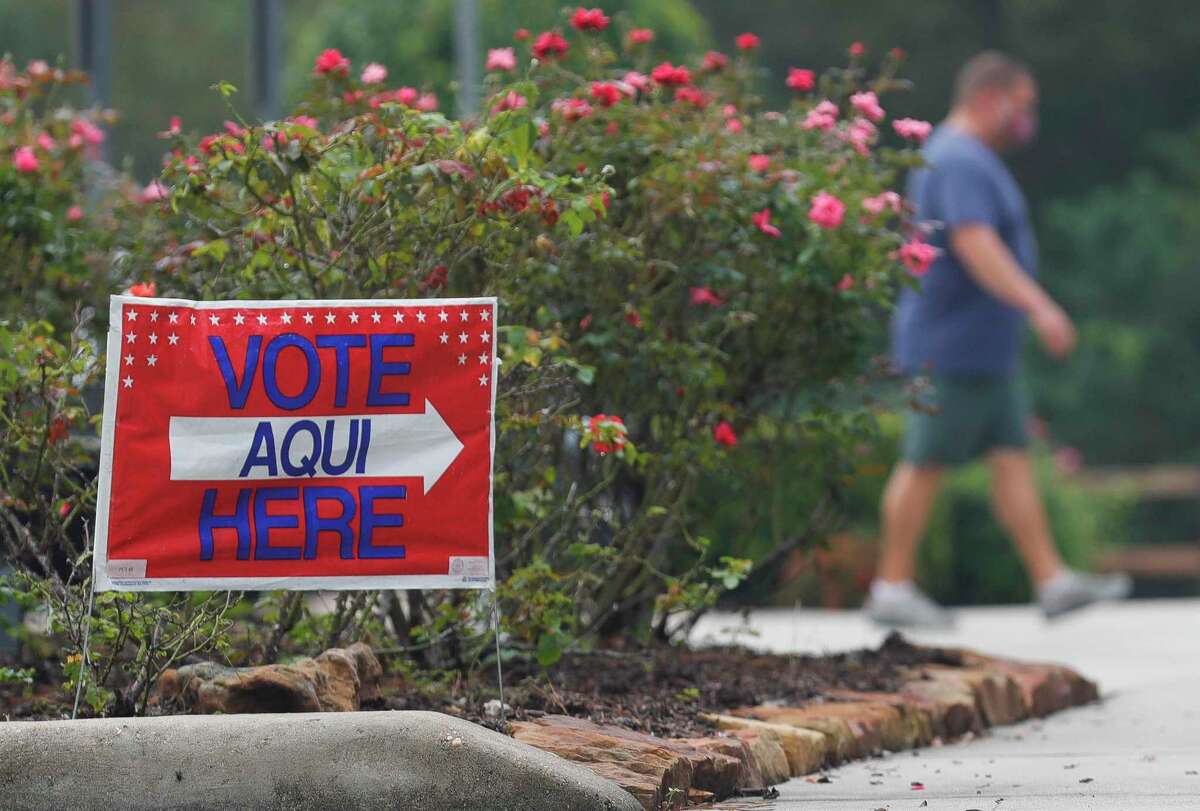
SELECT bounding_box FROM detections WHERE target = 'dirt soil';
[381,632,961,739]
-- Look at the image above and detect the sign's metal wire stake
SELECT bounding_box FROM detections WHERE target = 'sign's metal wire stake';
[72,522,97,720]
[490,588,506,724]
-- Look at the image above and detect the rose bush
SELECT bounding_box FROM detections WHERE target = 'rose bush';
[2,9,935,712]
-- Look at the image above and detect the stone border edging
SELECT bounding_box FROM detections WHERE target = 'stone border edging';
[0,709,641,811]
[511,646,1099,810]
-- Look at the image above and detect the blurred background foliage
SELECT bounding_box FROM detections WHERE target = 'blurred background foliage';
[4,0,1198,606]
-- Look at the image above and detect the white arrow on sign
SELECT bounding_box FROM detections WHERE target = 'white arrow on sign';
[168,399,465,494]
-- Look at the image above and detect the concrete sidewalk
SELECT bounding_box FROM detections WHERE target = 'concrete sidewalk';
[692,598,1200,810]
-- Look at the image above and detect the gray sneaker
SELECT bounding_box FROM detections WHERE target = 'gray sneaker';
[1038,569,1132,619]
[864,582,955,629]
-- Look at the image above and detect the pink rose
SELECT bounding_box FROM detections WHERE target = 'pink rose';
[748,154,771,173]
[36,131,56,151]
[702,51,729,72]
[837,273,855,291]
[690,286,723,306]
[848,41,865,57]
[622,71,650,94]
[70,118,105,146]
[416,93,439,112]
[862,190,903,215]
[849,90,885,122]
[66,205,84,222]
[485,48,516,72]
[628,28,654,45]
[314,48,351,76]
[675,86,710,108]
[808,191,846,229]
[786,68,815,91]
[491,91,528,113]
[752,208,782,238]
[898,237,939,275]
[843,116,877,157]
[551,97,593,122]
[893,117,933,142]
[12,146,39,173]
[735,32,760,51]
[802,100,838,131]
[140,181,169,204]
[360,62,388,84]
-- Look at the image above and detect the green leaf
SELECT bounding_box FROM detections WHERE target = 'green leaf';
[211,81,238,98]
[535,631,564,667]
[191,239,230,262]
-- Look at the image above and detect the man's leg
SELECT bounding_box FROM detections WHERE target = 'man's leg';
[877,462,944,582]
[988,448,1063,585]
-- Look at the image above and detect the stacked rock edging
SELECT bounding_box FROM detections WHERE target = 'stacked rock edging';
[514,646,1099,810]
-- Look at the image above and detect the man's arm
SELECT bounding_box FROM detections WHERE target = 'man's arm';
[950,224,1077,358]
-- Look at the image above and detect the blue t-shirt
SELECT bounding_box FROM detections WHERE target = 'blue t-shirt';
[892,125,1038,377]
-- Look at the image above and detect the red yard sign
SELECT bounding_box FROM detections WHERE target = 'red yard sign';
[93,295,497,591]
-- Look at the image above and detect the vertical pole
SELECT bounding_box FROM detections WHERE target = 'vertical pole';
[75,0,112,161]
[453,0,481,119]
[250,0,283,121]
[490,589,506,724]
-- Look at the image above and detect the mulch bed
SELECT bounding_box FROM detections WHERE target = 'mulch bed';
[381,632,960,739]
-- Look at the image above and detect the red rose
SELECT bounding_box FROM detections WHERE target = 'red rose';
[570,7,610,31]
[713,421,738,447]
[786,67,815,91]
[735,32,760,51]
[532,31,569,59]
[848,41,865,57]
[515,28,531,41]
[590,81,623,107]
[690,286,723,306]
[651,62,692,86]
[628,28,654,45]
[314,48,350,76]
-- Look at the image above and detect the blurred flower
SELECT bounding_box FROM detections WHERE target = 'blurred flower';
[585,414,628,456]
[36,131,55,151]
[314,48,350,76]
[898,237,939,275]
[486,48,516,72]
[713,421,738,447]
[591,81,623,107]
[676,86,710,108]
[862,190,903,215]
[70,118,105,147]
[748,153,771,172]
[893,117,933,142]
[702,51,729,72]
[690,286,723,306]
[802,99,838,131]
[532,31,569,59]
[628,28,654,45]
[140,181,169,203]
[752,208,781,238]
[360,62,388,84]
[622,71,650,94]
[849,41,865,57]
[491,91,528,113]
[651,62,691,86]
[158,115,182,139]
[735,32,761,51]
[843,116,878,156]
[850,90,885,122]
[725,117,743,133]
[571,7,610,31]
[809,191,846,229]
[837,273,855,291]
[514,28,531,41]
[786,67,815,91]
[66,205,83,222]
[12,146,39,173]
[47,417,69,446]
[416,93,439,111]
[552,97,593,121]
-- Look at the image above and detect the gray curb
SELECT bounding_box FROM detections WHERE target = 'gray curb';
[0,710,641,811]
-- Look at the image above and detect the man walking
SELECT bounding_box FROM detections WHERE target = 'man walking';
[866,52,1130,628]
